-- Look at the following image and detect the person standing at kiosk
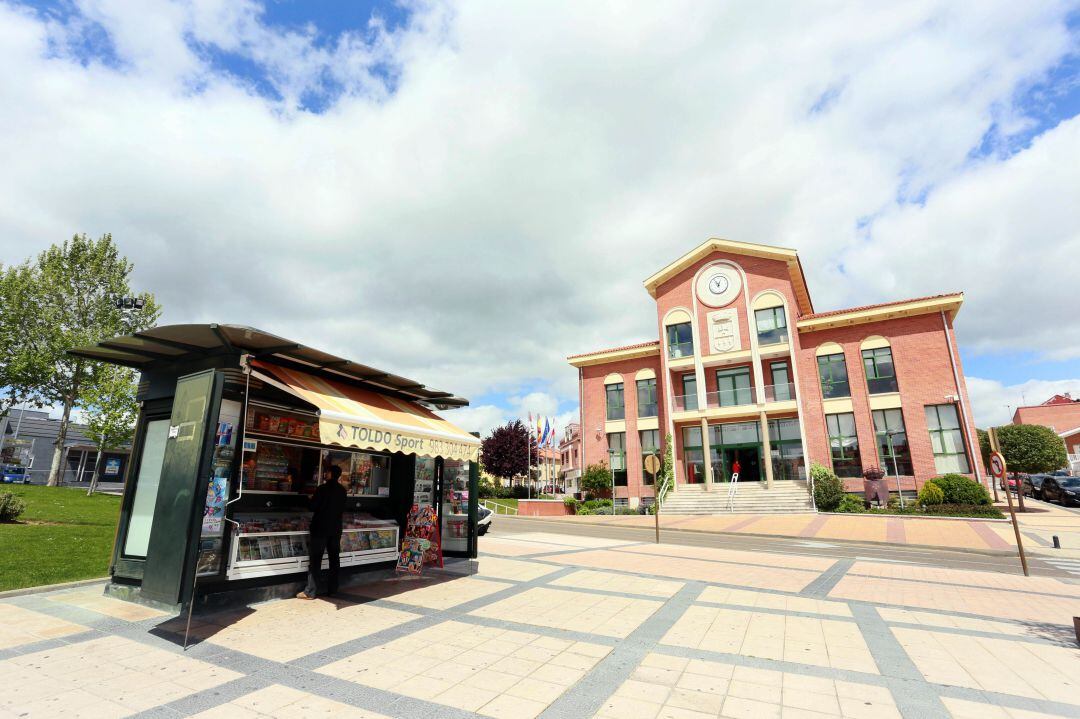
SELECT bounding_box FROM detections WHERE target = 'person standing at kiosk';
[298,465,347,599]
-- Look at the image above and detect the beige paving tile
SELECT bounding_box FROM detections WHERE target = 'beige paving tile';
[662,606,878,674]
[46,587,169,621]
[449,555,562,581]
[477,537,571,556]
[893,627,1080,705]
[829,575,1080,627]
[189,684,391,718]
[0,602,88,649]
[849,562,1080,597]
[551,569,685,598]
[470,586,663,637]
[341,575,510,610]
[698,586,853,617]
[615,543,835,572]
[594,653,899,719]
[318,620,609,716]
[875,607,1062,640]
[0,635,239,717]
[194,597,420,662]
[544,549,820,593]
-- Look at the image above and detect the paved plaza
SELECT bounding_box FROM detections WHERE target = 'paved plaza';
[2,529,1079,718]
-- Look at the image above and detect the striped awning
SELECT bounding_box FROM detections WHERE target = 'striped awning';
[251,361,479,462]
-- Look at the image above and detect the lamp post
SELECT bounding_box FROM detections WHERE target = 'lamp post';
[885,430,905,508]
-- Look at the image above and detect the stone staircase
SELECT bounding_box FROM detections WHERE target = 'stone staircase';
[661,480,815,515]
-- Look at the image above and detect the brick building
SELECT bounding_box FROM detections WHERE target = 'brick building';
[558,423,581,494]
[567,239,984,509]
[1011,393,1080,434]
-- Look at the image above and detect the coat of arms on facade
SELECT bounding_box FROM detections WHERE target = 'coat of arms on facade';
[708,309,741,354]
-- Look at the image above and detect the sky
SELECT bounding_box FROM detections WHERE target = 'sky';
[1,0,1078,437]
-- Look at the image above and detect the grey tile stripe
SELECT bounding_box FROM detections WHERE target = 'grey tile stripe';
[885,621,1077,648]
[692,598,858,623]
[937,684,1080,718]
[1023,531,1053,547]
[848,602,949,717]
[651,642,886,685]
[0,629,102,661]
[538,581,707,719]
[800,558,855,597]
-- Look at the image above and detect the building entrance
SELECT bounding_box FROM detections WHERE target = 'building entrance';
[717,445,761,482]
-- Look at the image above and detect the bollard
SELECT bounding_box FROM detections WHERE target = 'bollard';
[1053,535,1061,549]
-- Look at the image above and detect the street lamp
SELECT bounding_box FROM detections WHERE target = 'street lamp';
[885,430,905,508]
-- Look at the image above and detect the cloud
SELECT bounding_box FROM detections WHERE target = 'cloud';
[966,376,1080,427]
[0,0,1077,425]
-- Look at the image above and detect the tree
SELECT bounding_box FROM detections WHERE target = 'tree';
[580,462,612,499]
[996,424,1068,476]
[83,365,139,495]
[0,262,48,420]
[23,234,160,486]
[976,428,991,468]
[480,420,536,482]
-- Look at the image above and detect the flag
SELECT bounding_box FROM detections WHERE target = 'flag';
[537,415,543,442]
[527,411,532,435]
[542,417,551,447]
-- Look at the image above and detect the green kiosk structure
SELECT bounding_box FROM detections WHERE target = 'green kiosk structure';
[71,324,482,610]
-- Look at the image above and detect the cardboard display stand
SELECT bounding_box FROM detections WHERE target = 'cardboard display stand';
[396,504,442,575]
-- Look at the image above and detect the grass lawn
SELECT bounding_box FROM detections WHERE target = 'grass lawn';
[0,485,121,592]
[481,498,519,512]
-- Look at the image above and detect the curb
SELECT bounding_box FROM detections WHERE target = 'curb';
[499,515,1019,557]
[0,576,108,600]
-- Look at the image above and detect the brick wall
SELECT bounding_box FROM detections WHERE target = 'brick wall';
[580,353,664,503]
[1013,404,1080,434]
[795,312,984,491]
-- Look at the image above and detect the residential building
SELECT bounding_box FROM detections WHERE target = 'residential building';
[0,408,130,484]
[1011,393,1080,434]
[559,423,581,495]
[567,238,984,509]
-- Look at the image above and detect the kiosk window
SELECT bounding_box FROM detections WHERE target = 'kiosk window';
[123,419,170,557]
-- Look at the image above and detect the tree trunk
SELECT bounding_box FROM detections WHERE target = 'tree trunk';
[87,449,105,496]
[46,395,75,487]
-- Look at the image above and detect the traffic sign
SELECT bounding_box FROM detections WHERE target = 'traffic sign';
[644,454,661,474]
[990,451,1006,479]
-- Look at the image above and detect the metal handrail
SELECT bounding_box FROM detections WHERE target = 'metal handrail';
[481,499,518,515]
[726,472,741,511]
[657,472,672,507]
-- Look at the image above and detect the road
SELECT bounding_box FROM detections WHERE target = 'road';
[489,514,1080,579]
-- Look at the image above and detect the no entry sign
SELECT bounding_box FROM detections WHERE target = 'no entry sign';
[989,451,1006,479]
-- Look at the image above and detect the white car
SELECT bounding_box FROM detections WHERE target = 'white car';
[477,506,493,536]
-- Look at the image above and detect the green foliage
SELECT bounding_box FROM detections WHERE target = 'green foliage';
[996,424,1068,475]
[82,364,139,494]
[563,497,577,511]
[837,494,865,513]
[580,462,612,499]
[931,474,991,505]
[0,492,27,522]
[811,463,844,511]
[917,481,945,506]
[976,428,991,469]
[0,262,47,418]
[576,498,613,515]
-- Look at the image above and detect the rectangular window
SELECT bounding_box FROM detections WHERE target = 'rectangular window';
[817,353,850,399]
[667,322,694,358]
[123,419,170,557]
[607,432,627,485]
[768,418,805,481]
[640,429,660,485]
[770,361,792,401]
[681,374,698,411]
[682,426,704,484]
[826,413,862,478]
[925,404,970,474]
[715,367,753,406]
[636,378,658,417]
[862,347,899,394]
[605,382,625,421]
[755,306,788,345]
[873,409,914,476]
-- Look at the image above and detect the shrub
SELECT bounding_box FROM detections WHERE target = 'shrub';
[837,494,865,513]
[931,474,991,506]
[811,463,844,512]
[581,463,612,499]
[577,498,613,515]
[917,481,945,506]
[510,485,530,499]
[0,492,26,522]
[563,496,578,510]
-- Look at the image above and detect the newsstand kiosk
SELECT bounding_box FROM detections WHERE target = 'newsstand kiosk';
[70,324,481,611]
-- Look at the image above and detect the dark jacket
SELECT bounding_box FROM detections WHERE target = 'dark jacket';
[309,480,347,536]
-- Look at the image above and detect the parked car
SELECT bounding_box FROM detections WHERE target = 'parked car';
[0,464,30,484]
[1040,476,1080,507]
[1022,474,1049,499]
[1000,473,1027,492]
[477,506,493,536]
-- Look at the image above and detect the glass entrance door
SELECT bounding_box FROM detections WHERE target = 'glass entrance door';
[722,446,762,482]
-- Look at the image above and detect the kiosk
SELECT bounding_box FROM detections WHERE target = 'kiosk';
[70,324,481,610]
